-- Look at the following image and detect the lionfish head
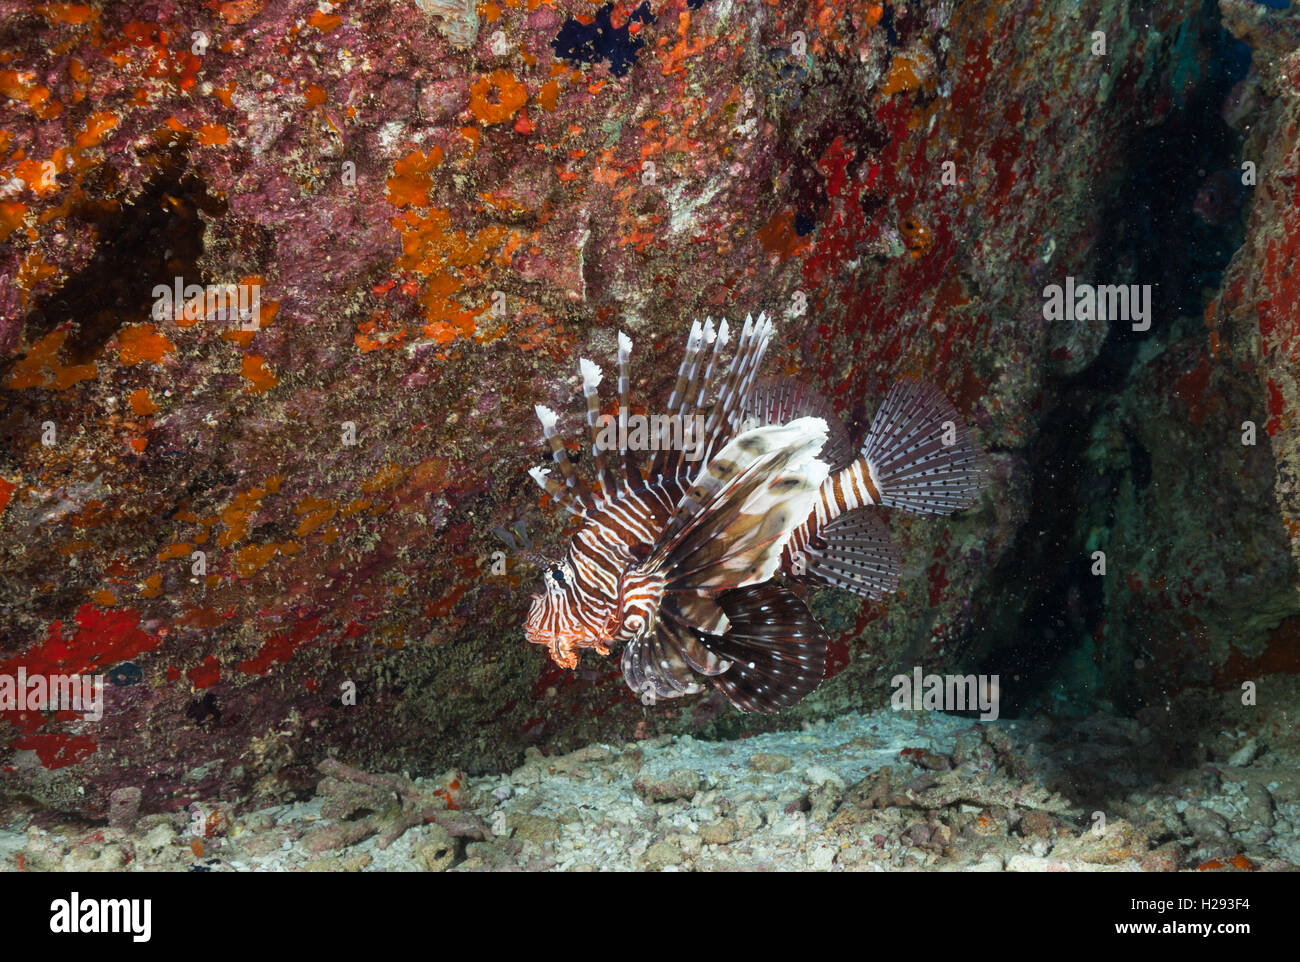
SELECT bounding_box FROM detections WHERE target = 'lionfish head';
[523,558,592,670]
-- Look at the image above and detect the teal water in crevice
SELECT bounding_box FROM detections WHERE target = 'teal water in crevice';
[968,0,1255,720]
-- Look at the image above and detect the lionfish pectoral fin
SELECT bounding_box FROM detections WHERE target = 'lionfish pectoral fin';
[656,593,731,677]
[859,378,988,515]
[747,375,856,472]
[664,590,730,636]
[653,417,830,590]
[700,582,829,713]
[796,508,903,600]
[620,619,706,701]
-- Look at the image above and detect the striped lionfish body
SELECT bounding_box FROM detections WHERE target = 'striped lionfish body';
[502,314,986,713]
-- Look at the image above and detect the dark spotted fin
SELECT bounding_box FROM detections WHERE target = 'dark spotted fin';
[664,590,731,636]
[702,582,829,713]
[747,376,855,472]
[859,378,987,515]
[797,508,903,600]
[620,600,736,703]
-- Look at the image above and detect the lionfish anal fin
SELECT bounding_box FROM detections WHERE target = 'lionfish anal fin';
[794,508,903,600]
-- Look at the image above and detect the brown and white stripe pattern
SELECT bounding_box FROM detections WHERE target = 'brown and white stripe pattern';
[520,316,790,669]
[782,456,881,565]
[511,315,987,711]
[523,475,688,668]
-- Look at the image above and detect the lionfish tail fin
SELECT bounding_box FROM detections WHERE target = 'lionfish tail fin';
[704,582,828,713]
[859,378,987,516]
[797,508,903,600]
[654,416,830,589]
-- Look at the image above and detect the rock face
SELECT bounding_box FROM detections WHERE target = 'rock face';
[0,0,1293,818]
[1217,0,1300,589]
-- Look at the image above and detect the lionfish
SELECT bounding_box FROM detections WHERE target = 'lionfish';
[498,314,986,713]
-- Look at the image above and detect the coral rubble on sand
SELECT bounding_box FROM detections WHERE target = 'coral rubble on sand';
[4,678,1297,871]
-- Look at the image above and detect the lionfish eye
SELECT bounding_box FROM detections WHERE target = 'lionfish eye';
[549,565,567,587]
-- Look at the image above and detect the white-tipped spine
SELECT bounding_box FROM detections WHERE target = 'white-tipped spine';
[579,357,603,391]
[527,465,550,488]
[579,357,614,500]
[688,318,703,353]
[616,331,632,485]
[744,313,772,398]
[738,313,754,353]
[534,404,559,434]
[668,320,702,413]
[695,314,728,413]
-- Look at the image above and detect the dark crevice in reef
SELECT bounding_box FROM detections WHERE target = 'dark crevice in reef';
[968,0,1249,736]
[0,133,225,472]
[15,131,225,365]
[970,385,1100,719]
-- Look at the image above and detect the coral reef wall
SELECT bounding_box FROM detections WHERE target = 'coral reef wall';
[1,0,1291,817]
[1216,1,1300,589]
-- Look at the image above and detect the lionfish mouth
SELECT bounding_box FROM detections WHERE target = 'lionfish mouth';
[523,629,581,670]
[524,594,611,667]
